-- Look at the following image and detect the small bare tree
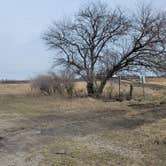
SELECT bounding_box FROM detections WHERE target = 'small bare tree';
[43,2,166,96]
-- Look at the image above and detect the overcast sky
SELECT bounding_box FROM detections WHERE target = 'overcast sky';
[0,0,165,80]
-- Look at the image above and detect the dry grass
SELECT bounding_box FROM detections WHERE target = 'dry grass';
[0,83,31,95]
[0,78,166,165]
[146,77,166,86]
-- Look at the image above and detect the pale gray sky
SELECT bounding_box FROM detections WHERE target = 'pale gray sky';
[0,0,165,80]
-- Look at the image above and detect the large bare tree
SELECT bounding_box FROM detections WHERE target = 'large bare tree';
[43,2,166,96]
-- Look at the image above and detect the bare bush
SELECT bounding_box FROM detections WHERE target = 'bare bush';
[31,72,74,97]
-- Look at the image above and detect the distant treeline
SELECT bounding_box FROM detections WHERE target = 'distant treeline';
[0,80,30,84]
[0,75,165,84]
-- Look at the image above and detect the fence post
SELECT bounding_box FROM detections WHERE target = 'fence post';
[129,83,134,100]
[141,76,145,99]
[118,76,121,99]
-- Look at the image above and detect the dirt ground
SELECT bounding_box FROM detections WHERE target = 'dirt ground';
[0,95,166,166]
[0,82,166,166]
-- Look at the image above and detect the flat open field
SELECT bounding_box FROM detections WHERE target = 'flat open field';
[0,79,166,166]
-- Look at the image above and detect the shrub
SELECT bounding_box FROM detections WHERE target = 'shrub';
[31,72,74,97]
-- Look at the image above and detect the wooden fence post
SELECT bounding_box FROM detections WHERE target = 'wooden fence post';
[118,76,121,99]
[141,76,145,99]
[129,83,134,100]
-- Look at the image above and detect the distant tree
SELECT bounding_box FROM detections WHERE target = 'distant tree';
[43,2,166,96]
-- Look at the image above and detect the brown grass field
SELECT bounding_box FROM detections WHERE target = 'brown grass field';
[0,78,166,166]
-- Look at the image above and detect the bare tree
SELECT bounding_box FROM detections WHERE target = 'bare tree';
[43,2,166,96]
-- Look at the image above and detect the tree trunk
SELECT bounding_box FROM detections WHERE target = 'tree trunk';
[87,82,94,96]
[97,78,107,95]
[97,72,114,95]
